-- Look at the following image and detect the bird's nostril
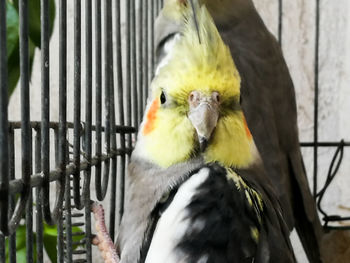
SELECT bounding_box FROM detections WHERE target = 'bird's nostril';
[212,92,220,103]
[189,91,200,104]
[189,93,195,102]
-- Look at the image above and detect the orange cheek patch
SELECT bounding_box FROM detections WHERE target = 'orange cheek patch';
[143,99,159,135]
[243,117,252,139]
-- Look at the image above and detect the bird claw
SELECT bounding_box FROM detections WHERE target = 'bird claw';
[91,202,120,263]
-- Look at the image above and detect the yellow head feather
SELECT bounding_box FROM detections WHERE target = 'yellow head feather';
[134,1,255,168]
[158,2,241,103]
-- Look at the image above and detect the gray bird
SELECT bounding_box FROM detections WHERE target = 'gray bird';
[116,1,296,262]
[152,0,324,262]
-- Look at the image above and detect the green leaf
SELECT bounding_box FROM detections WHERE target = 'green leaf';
[7,39,19,95]
[27,0,41,47]
[6,0,56,97]
[7,38,36,96]
[5,224,37,263]
[43,224,58,263]
[43,223,58,236]
[43,224,85,263]
[5,223,85,263]
[71,226,84,250]
[13,225,27,263]
[12,0,56,48]
[6,0,19,58]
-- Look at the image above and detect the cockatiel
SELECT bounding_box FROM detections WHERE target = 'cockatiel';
[155,0,323,262]
[116,1,295,262]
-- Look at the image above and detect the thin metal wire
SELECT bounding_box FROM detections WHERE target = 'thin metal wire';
[64,146,73,262]
[94,0,106,201]
[104,0,117,241]
[5,0,32,236]
[0,0,7,250]
[155,0,159,17]
[160,0,163,12]
[142,0,149,107]
[0,0,9,237]
[313,0,320,198]
[41,0,55,227]
[57,209,64,263]
[57,0,67,261]
[137,0,144,125]
[41,0,66,227]
[115,0,126,231]
[73,0,83,210]
[109,79,118,242]
[148,0,154,90]
[315,141,350,229]
[84,0,93,261]
[151,0,156,71]
[26,190,34,263]
[131,0,138,130]
[34,129,44,263]
[8,129,16,262]
[102,0,112,207]
[301,141,350,147]
[125,0,132,150]
[278,0,283,45]
[6,120,134,132]
[25,130,33,263]
[115,1,125,128]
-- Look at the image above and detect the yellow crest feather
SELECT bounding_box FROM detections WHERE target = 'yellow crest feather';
[156,2,241,104]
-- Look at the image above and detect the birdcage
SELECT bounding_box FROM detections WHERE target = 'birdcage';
[0,0,349,262]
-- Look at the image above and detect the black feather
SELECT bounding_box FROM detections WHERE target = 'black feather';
[175,164,261,262]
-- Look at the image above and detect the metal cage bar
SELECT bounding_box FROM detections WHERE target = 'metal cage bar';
[313,0,320,199]
[114,0,126,232]
[73,0,82,210]
[0,0,9,240]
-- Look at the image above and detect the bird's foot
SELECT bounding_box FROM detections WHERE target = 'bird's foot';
[91,202,120,263]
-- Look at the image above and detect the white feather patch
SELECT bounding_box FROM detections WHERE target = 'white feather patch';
[145,168,210,263]
[155,34,181,76]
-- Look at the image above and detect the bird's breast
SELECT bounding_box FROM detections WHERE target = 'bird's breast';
[144,164,261,263]
[145,168,211,263]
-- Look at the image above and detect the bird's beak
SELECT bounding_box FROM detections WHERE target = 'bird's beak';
[188,91,220,152]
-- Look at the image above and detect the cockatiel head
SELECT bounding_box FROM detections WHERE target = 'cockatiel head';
[134,0,256,168]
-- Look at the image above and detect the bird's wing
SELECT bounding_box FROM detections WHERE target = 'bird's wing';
[217,7,323,261]
[239,163,296,263]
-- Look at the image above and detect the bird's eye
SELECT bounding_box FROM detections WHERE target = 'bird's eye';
[160,91,166,104]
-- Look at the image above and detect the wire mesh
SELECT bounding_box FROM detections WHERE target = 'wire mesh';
[0,0,348,262]
[0,0,142,262]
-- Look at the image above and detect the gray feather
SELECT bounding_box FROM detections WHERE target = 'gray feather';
[117,157,204,263]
